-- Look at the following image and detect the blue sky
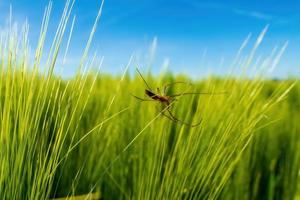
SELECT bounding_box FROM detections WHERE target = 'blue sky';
[0,0,300,78]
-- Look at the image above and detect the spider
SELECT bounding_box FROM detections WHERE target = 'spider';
[132,68,226,127]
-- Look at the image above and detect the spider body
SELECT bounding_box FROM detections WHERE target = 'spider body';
[145,89,170,104]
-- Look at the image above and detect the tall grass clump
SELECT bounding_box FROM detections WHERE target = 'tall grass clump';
[0,1,115,199]
[0,1,299,200]
[65,77,294,199]
[221,81,300,200]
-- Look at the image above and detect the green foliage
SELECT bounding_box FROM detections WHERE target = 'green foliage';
[0,1,299,199]
[50,76,299,200]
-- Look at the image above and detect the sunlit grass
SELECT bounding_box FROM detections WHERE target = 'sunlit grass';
[0,1,299,200]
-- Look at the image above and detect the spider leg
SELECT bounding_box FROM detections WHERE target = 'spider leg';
[163,81,192,95]
[169,97,178,102]
[161,110,178,123]
[161,109,194,126]
[136,67,153,91]
[169,92,227,97]
[130,94,155,102]
[166,108,202,127]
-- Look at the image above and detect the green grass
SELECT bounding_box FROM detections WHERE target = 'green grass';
[0,1,299,199]
[49,76,299,200]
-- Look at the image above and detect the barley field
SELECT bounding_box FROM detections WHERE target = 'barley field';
[0,1,299,200]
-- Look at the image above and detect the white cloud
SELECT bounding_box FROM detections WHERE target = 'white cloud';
[233,9,274,21]
[184,1,288,24]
